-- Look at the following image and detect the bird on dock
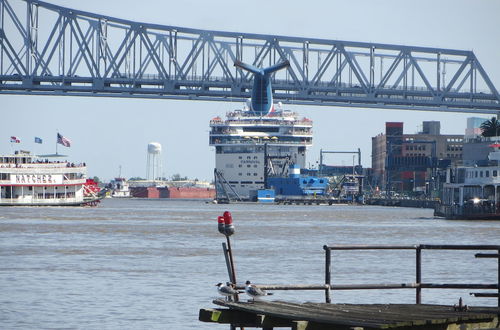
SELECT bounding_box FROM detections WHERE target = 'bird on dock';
[216,282,242,301]
[245,280,273,301]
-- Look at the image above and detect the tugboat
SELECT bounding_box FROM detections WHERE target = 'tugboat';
[434,143,500,220]
[0,150,100,206]
[110,177,131,198]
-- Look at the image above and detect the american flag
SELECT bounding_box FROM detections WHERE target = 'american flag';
[10,136,20,143]
[57,133,71,147]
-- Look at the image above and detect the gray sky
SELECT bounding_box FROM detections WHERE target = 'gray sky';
[2,0,499,182]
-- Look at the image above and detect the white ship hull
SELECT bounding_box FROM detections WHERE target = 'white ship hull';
[0,151,97,206]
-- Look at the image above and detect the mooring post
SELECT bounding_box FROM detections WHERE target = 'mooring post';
[226,236,238,301]
[222,211,238,302]
[324,245,331,303]
[416,246,422,304]
[227,239,238,330]
[222,243,233,282]
[218,212,242,330]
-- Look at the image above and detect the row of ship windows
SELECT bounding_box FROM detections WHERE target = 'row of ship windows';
[1,186,76,190]
[218,146,264,153]
[0,173,83,180]
[233,147,292,155]
[467,170,499,179]
[0,193,76,199]
[31,193,76,198]
[225,164,259,168]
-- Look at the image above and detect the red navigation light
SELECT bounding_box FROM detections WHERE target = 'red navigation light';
[217,216,225,234]
[223,211,235,236]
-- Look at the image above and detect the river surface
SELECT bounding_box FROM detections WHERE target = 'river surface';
[1,199,499,329]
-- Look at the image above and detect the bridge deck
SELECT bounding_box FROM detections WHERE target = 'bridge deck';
[2,0,499,113]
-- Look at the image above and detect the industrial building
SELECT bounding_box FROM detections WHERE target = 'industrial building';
[371,121,463,194]
[462,117,495,166]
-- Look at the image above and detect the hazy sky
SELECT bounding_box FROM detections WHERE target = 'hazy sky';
[2,0,499,182]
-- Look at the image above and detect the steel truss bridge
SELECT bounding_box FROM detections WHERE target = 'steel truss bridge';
[1,0,499,114]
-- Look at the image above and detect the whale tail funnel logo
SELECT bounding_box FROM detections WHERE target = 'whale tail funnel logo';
[234,60,290,115]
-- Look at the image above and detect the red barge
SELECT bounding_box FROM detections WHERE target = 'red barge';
[130,185,215,199]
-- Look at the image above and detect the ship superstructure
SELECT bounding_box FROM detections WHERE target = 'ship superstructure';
[209,104,313,200]
[209,60,314,200]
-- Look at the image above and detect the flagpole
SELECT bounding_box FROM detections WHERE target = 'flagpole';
[56,132,58,155]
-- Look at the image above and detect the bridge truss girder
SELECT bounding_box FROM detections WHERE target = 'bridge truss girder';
[0,0,499,114]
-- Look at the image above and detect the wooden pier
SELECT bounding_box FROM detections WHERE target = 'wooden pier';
[204,226,500,330]
[200,299,500,329]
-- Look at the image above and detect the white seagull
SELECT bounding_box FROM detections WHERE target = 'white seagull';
[245,280,273,301]
[216,282,241,300]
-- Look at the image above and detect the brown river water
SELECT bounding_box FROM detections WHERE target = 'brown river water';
[1,198,499,329]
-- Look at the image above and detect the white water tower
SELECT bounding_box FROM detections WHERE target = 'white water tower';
[147,142,163,181]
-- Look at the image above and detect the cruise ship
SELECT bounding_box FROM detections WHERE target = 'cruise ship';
[0,150,100,206]
[209,60,313,200]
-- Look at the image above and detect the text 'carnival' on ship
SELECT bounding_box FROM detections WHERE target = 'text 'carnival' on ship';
[209,60,313,201]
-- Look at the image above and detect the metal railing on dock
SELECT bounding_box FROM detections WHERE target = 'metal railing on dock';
[323,244,500,307]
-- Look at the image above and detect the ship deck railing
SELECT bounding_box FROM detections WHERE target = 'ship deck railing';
[210,140,312,146]
[0,178,86,185]
[0,163,86,169]
[210,119,313,126]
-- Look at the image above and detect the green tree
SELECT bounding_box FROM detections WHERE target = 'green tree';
[480,117,500,137]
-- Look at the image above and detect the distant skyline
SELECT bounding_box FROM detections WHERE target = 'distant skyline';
[2,0,499,182]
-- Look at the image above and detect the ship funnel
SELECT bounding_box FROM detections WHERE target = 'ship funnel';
[234,60,290,115]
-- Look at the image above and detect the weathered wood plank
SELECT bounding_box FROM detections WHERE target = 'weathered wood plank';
[265,301,398,328]
[199,308,301,328]
[208,300,500,329]
[212,300,395,328]
[198,308,267,327]
[304,303,496,327]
